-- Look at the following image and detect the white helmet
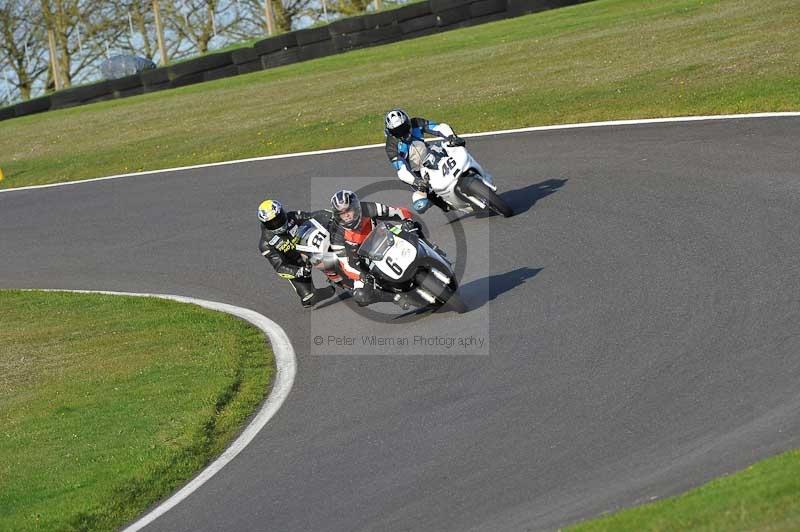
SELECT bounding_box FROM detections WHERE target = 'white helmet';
[385,108,411,139]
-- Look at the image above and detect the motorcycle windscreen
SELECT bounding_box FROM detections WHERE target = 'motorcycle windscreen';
[357,223,394,261]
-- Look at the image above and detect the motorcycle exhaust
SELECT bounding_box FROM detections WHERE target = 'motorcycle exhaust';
[464,194,487,209]
[415,288,438,304]
[430,268,451,286]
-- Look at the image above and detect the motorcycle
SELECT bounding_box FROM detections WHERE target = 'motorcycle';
[294,218,347,288]
[411,139,513,217]
[357,222,458,309]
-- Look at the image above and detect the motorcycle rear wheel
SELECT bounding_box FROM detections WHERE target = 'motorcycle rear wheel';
[417,270,457,307]
[465,178,514,217]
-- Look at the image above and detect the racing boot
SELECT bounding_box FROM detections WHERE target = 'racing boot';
[301,285,336,308]
[428,191,451,212]
[392,293,413,311]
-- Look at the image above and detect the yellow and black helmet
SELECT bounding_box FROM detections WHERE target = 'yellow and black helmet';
[257,199,288,233]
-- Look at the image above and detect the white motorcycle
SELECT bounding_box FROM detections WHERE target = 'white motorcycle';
[358,222,458,309]
[411,139,513,218]
[294,218,346,288]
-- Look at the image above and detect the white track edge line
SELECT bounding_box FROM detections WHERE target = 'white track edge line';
[3,112,798,194]
[26,289,296,532]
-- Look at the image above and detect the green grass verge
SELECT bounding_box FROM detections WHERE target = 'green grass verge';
[1,0,797,189]
[568,449,800,531]
[0,290,273,531]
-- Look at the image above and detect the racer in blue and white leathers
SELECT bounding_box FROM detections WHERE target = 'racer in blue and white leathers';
[384,109,463,214]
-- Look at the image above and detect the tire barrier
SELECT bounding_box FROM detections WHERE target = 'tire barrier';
[110,74,143,94]
[237,59,264,75]
[50,81,113,110]
[2,0,595,122]
[0,105,16,120]
[12,96,51,117]
[143,82,171,94]
[203,65,241,82]
[232,47,260,65]
[140,67,170,87]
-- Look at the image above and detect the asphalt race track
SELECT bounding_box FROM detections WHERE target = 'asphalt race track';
[2,116,800,531]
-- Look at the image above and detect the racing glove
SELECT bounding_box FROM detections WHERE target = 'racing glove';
[412,174,430,192]
[277,264,311,280]
[354,272,374,289]
[446,135,466,147]
[401,219,422,233]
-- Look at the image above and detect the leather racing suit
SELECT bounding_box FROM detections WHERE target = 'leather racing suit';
[331,201,416,307]
[385,117,456,213]
[259,209,336,307]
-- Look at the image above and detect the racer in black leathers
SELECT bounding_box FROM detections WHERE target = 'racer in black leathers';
[257,199,336,308]
[329,190,420,308]
[384,108,466,214]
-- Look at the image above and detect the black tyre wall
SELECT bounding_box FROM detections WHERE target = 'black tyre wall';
[0,105,16,121]
[12,96,51,117]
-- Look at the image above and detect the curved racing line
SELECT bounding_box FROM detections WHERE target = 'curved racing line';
[6,112,799,530]
[26,289,297,532]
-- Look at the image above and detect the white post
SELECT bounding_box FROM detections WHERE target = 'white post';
[128,11,135,40]
[47,28,62,90]
[322,0,328,21]
[152,0,168,65]
[76,25,83,54]
[3,71,11,103]
[212,11,217,37]
[264,0,275,36]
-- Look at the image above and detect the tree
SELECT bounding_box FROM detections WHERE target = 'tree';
[40,0,128,89]
[0,1,49,101]
[333,0,371,17]
[161,0,242,55]
[238,0,315,34]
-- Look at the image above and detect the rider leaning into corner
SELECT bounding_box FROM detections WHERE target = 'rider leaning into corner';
[257,199,336,308]
[384,108,492,214]
[329,189,423,309]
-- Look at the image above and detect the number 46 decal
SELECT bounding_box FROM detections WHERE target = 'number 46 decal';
[441,158,457,177]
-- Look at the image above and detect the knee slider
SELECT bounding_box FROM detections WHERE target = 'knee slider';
[352,288,371,307]
[412,198,431,213]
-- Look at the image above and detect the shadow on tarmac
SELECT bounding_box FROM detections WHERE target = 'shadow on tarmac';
[447,178,567,222]
[313,266,543,318]
[501,178,567,216]
[439,266,543,314]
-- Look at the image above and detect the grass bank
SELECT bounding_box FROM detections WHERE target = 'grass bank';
[569,449,800,531]
[0,290,273,531]
[1,0,797,189]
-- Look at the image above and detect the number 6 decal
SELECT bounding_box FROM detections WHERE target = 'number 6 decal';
[385,256,404,275]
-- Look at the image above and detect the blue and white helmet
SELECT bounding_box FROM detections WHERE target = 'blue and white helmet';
[385,108,411,139]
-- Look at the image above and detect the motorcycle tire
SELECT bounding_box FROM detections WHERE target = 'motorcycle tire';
[465,178,514,217]
[418,270,457,307]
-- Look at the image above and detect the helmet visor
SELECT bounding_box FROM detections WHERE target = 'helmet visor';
[336,202,362,229]
[388,121,411,139]
[263,210,288,232]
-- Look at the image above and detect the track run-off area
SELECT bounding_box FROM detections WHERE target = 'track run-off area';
[2,114,799,531]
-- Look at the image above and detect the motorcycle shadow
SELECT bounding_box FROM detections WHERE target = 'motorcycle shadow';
[390,266,543,318]
[312,267,541,317]
[442,267,543,314]
[446,178,567,224]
